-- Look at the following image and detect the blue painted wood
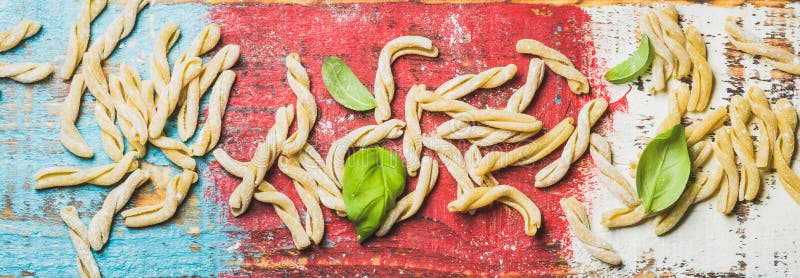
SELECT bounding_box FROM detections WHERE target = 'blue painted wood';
[0,1,237,276]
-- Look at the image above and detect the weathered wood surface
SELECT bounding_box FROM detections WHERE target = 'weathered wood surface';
[0,1,798,277]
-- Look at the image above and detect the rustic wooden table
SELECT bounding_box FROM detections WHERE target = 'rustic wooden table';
[1,0,798,276]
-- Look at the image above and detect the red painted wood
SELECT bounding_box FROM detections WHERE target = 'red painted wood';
[205,3,621,275]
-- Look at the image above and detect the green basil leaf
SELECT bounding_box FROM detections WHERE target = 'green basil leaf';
[636,124,691,213]
[605,34,654,84]
[342,147,406,243]
[322,56,377,111]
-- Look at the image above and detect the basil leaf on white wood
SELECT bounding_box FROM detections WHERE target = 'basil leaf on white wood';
[636,124,691,213]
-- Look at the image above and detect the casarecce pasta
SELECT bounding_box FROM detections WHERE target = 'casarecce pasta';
[437,59,546,146]
[403,84,425,176]
[60,206,101,278]
[464,144,498,188]
[298,144,346,215]
[121,170,198,228]
[639,8,672,92]
[373,36,439,123]
[560,197,622,265]
[60,74,94,158]
[277,155,324,244]
[34,151,139,190]
[448,185,541,236]
[0,62,53,83]
[726,17,800,75]
[745,86,778,170]
[82,52,125,161]
[85,0,149,62]
[729,95,760,201]
[61,0,107,80]
[253,181,312,249]
[150,24,217,138]
[150,136,196,170]
[215,105,294,217]
[414,89,542,133]
[435,64,516,100]
[326,119,405,186]
[475,118,574,177]
[516,39,589,94]
[535,99,608,188]
[656,83,688,134]
[0,19,40,53]
[589,133,639,207]
[685,26,713,112]
[87,169,150,251]
[376,156,439,237]
[188,70,235,156]
[151,21,180,102]
[772,99,800,204]
[281,53,315,155]
[714,127,740,215]
[109,70,149,155]
[685,107,728,146]
[422,136,475,198]
[177,44,240,141]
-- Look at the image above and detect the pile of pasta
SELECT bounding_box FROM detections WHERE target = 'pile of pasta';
[593,6,800,245]
[30,1,242,277]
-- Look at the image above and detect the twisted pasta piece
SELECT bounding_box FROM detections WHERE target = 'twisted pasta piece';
[422,136,474,198]
[149,56,202,138]
[535,99,608,188]
[0,62,53,83]
[694,161,725,203]
[589,133,639,207]
[560,197,622,265]
[403,84,425,176]
[297,144,345,215]
[655,162,724,235]
[448,185,541,236]
[434,64,516,100]
[223,106,294,216]
[278,155,324,244]
[109,72,147,146]
[188,70,234,156]
[656,83,688,134]
[729,95,760,201]
[177,45,240,141]
[437,60,545,146]
[326,119,405,186]
[61,0,106,80]
[373,36,439,123]
[253,181,311,249]
[476,118,574,177]
[772,99,800,204]
[60,206,101,278]
[376,156,439,237]
[60,74,94,158]
[151,21,180,100]
[654,6,691,79]
[726,17,800,75]
[119,64,153,126]
[745,86,778,170]
[281,53,315,155]
[150,136,195,170]
[0,19,40,52]
[465,144,498,187]
[87,169,149,251]
[600,205,653,228]
[685,107,728,146]
[34,151,138,189]
[516,39,589,94]
[685,26,713,112]
[714,127,739,214]
[177,24,220,64]
[85,0,148,61]
[82,52,124,161]
[415,89,542,133]
[121,170,198,228]
[640,9,672,92]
